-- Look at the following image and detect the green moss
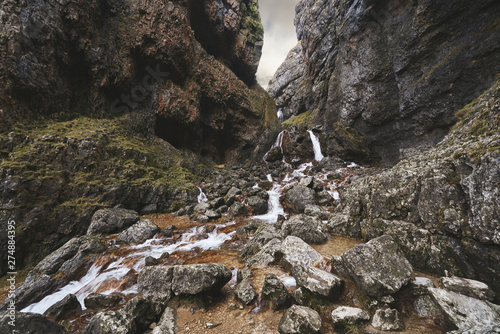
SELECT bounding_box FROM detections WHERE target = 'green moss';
[282,111,311,128]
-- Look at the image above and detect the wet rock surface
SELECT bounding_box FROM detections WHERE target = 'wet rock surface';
[278,305,322,334]
[116,219,160,244]
[87,209,140,236]
[43,293,81,321]
[0,311,65,334]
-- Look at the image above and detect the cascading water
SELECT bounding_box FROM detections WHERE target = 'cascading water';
[307,130,324,161]
[277,108,284,123]
[263,130,285,162]
[252,175,285,223]
[197,186,208,203]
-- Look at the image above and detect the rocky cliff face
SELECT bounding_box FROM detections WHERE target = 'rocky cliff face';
[0,0,280,275]
[0,0,278,162]
[331,79,500,293]
[270,0,500,165]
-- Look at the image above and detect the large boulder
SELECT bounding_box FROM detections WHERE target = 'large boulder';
[283,185,317,213]
[0,311,65,334]
[247,196,268,214]
[333,235,413,298]
[281,214,327,244]
[244,238,282,267]
[429,288,500,333]
[84,293,123,309]
[371,308,404,331]
[234,279,257,305]
[137,264,232,302]
[281,236,326,272]
[278,305,322,334]
[87,209,139,236]
[330,306,370,326]
[116,219,160,244]
[292,265,344,299]
[239,226,282,262]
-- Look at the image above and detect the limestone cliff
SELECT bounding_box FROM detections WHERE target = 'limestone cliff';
[270,0,500,165]
[330,79,500,294]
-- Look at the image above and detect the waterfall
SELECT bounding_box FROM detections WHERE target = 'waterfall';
[263,130,285,161]
[277,108,284,123]
[197,187,208,203]
[307,130,324,161]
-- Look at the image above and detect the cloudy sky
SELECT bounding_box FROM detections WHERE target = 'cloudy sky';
[256,0,301,89]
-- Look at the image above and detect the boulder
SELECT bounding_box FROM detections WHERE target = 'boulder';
[333,235,412,298]
[205,210,221,220]
[82,310,136,334]
[43,293,81,321]
[330,306,370,325]
[261,274,292,310]
[234,279,257,305]
[239,226,281,262]
[194,202,211,214]
[413,295,442,317]
[138,264,232,301]
[278,305,322,334]
[0,311,65,334]
[304,205,330,220]
[281,214,327,244]
[225,187,242,206]
[409,277,435,296]
[283,185,316,213]
[429,287,500,333]
[123,296,162,327]
[171,264,232,295]
[245,238,282,267]
[248,196,268,214]
[87,208,139,235]
[281,236,326,272]
[292,265,344,299]
[116,220,160,244]
[84,293,123,309]
[237,268,254,282]
[439,276,495,302]
[371,308,404,331]
[230,202,247,216]
[151,307,176,334]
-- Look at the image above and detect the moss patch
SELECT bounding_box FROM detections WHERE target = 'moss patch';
[282,111,311,128]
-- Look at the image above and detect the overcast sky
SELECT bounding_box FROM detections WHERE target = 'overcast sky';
[256,0,300,89]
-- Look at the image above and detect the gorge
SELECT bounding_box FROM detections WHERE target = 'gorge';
[0,0,499,333]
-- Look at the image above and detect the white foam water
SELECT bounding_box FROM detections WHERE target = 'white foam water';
[307,130,324,161]
[263,130,285,162]
[197,187,208,203]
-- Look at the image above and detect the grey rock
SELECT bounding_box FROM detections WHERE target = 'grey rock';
[239,226,281,262]
[371,308,404,331]
[326,214,356,237]
[44,293,81,321]
[162,225,177,237]
[409,277,435,296]
[144,256,158,266]
[209,197,225,209]
[171,264,232,296]
[194,202,211,214]
[281,214,327,244]
[140,204,158,215]
[116,219,160,244]
[334,235,413,298]
[205,210,221,220]
[87,208,139,235]
[248,196,268,214]
[245,238,282,267]
[237,268,254,282]
[330,306,370,325]
[439,276,495,302]
[123,296,162,327]
[151,307,176,334]
[429,287,500,333]
[84,293,123,309]
[292,265,343,299]
[278,305,322,334]
[82,310,136,334]
[234,279,257,305]
[283,185,317,213]
[261,274,292,310]
[0,311,64,334]
[304,205,330,220]
[230,202,247,216]
[413,295,442,317]
[138,264,232,301]
[281,236,326,272]
[225,187,242,206]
